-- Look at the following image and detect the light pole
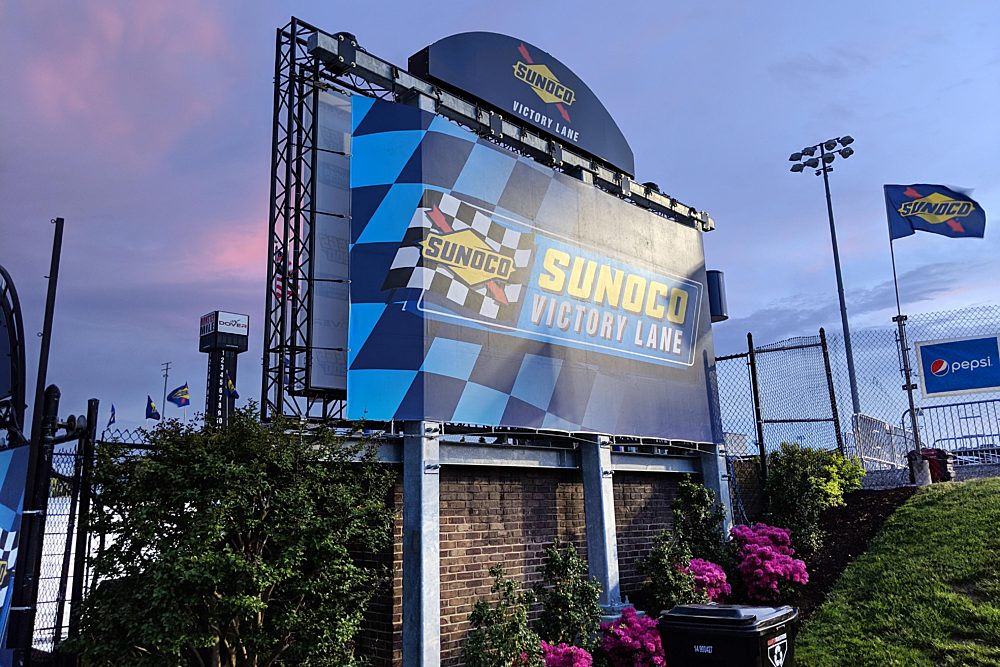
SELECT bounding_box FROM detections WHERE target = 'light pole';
[789,136,861,417]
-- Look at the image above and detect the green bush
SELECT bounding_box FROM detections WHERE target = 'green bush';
[765,442,865,558]
[638,476,733,612]
[64,406,394,667]
[534,540,602,651]
[673,476,732,568]
[464,565,543,667]
[638,532,708,613]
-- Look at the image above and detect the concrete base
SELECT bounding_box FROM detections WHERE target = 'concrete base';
[910,457,932,487]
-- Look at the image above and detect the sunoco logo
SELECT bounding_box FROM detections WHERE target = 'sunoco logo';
[513,61,575,106]
[420,230,515,286]
[898,192,975,224]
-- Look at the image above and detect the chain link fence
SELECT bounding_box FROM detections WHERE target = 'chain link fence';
[717,304,1000,513]
[717,330,840,524]
[31,445,81,655]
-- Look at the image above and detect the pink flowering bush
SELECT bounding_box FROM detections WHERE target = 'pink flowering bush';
[682,558,731,602]
[541,641,593,667]
[600,607,665,667]
[731,523,808,603]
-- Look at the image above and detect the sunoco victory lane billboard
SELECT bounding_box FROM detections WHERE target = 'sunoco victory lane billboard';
[346,96,716,441]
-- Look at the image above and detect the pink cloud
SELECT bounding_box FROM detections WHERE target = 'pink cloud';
[13,0,233,168]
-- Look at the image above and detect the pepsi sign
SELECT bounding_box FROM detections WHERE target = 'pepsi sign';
[915,335,1000,398]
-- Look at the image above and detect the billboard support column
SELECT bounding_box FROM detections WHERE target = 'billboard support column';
[580,435,622,613]
[699,444,734,535]
[402,421,441,666]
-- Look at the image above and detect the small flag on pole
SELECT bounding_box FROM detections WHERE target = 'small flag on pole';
[225,374,239,400]
[146,396,161,421]
[166,383,191,408]
[884,184,986,240]
[107,404,116,428]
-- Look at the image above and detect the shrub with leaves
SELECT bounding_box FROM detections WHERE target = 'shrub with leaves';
[673,475,732,567]
[64,406,394,667]
[534,540,602,651]
[682,558,731,602]
[731,523,808,604]
[600,607,665,667]
[765,442,865,558]
[541,641,593,667]
[638,532,708,613]
[464,565,543,667]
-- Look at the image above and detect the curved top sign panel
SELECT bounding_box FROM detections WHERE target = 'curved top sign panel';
[409,32,635,176]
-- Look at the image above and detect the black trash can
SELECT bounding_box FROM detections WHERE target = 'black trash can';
[659,604,798,666]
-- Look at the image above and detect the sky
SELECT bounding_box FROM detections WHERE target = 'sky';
[2,1,998,432]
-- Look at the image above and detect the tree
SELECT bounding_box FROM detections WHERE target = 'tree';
[64,406,394,667]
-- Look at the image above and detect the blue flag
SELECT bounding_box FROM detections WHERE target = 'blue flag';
[166,383,191,408]
[225,374,239,400]
[106,404,116,428]
[884,184,986,240]
[145,396,161,421]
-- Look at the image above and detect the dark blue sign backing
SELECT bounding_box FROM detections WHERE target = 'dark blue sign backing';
[409,32,636,176]
[915,336,1000,398]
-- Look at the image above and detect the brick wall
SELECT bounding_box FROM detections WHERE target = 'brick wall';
[438,467,587,665]
[354,467,686,666]
[613,472,685,600]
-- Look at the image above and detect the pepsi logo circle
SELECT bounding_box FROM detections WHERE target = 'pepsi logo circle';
[930,359,949,376]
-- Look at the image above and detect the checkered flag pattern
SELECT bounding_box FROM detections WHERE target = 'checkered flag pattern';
[0,529,16,587]
[382,190,534,321]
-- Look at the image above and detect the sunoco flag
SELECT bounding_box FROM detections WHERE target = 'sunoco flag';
[166,383,190,408]
[884,184,986,240]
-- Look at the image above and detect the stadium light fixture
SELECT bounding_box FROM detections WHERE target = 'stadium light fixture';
[786,135,861,417]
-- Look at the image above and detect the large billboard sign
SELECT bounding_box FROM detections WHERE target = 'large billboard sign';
[916,335,1000,398]
[346,96,716,441]
[409,32,635,177]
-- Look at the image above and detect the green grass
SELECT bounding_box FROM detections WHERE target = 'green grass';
[797,477,1000,667]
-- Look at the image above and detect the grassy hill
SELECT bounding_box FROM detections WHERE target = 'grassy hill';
[797,477,1000,666]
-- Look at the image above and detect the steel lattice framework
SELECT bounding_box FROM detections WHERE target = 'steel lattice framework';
[262,17,716,423]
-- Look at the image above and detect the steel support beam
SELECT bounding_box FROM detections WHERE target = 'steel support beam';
[579,434,622,613]
[402,421,441,666]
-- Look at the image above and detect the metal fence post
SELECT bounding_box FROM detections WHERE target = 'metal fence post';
[819,328,846,456]
[747,333,767,484]
[894,314,922,452]
[68,399,98,643]
[10,385,60,666]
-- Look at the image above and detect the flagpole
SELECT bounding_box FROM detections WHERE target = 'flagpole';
[887,218,926,483]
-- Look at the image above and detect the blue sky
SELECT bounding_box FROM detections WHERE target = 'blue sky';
[2,1,998,431]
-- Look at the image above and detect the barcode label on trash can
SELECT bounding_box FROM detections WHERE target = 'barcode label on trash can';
[693,644,713,654]
[767,632,788,667]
